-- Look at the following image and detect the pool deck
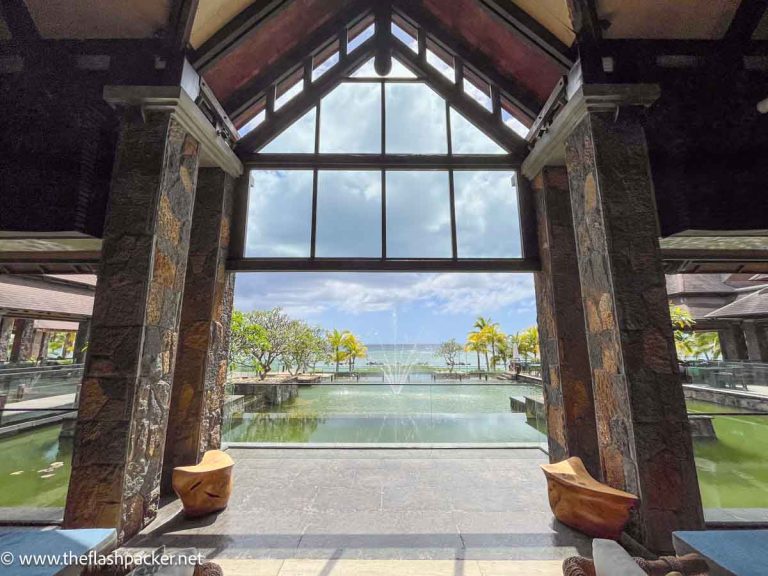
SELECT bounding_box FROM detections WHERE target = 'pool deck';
[122,448,591,574]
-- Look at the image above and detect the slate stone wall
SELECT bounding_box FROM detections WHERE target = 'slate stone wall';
[565,111,704,552]
[161,169,235,495]
[64,110,200,543]
[532,167,600,478]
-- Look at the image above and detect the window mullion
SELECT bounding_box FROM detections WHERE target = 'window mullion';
[449,169,458,260]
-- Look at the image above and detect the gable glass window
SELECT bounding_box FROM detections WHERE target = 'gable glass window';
[246,170,314,257]
[316,171,382,257]
[242,52,530,264]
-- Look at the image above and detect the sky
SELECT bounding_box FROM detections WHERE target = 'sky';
[233,272,537,345]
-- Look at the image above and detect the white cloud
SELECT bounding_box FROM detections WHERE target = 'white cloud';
[234,272,535,318]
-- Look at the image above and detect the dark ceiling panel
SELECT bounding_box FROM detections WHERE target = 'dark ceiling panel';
[421,0,563,102]
[203,0,350,102]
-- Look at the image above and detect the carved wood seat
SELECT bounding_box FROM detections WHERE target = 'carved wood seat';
[541,456,638,540]
[172,450,234,518]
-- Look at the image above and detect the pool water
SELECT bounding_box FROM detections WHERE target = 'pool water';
[224,382,548,444]
[0,424,72,508]
[687,401,768,509]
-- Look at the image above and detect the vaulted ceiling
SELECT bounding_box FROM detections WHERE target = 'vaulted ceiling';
[4,1,764,113]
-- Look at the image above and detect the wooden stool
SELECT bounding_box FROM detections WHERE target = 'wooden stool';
[541,457,638,540]
[172,450,234,518]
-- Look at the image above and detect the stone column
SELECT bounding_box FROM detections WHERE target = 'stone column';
[532,166,600,478]
[565,110,704,551]
[37,332,51,363]
[743,321,768,362]
[10,319,36,362]
[161,169,236,495]
[73,319,91,364]
[64,109,200,543]
[718,324,748,360]
[0,317,13,362]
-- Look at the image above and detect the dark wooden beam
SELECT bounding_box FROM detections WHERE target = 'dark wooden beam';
[225,0,372,120]
[167,0,200,52]
[242,153,520,169]
[227,257,540,272]
[476,0,573,69]
[235,38,376,152]
[564,0,601,44]
[391,0,540,120]
[393,43,529,158]
[0,0,40,49]
[724,0,768,44]
[192,0,294,72]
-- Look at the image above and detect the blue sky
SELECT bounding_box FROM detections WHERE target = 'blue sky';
[233,273,537,344]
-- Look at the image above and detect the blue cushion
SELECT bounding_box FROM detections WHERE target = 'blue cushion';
[674,530,768,576]
[0,529,117,575]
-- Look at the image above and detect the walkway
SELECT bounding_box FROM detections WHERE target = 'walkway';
[124,448,591,575]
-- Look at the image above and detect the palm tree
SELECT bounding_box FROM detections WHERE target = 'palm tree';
[471,317,496,370]
[465,332,485,372]
[343,334,367,373]
[327,329,351,373]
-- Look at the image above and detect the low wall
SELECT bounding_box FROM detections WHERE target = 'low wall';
[688,415,717,440]
[684,385,768,412]
[231,378,299,411]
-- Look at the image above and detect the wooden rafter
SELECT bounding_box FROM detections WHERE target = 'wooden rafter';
[235,37,376,152]
[724,0,768,44]
[167,0,200,52]
[192,0,294,72]
[0,0,40,49]
[391,0,540,120]
[476,0,573,69]
[225,0,372,121]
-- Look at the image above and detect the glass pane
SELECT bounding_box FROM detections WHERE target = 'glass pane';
[260,108,316,153]
[351,57,417,79]
[238,110,265,138]
[427,49,454,82]
[313,51,339,81]
[385,83,447,154]
[450,108,506,154]
[463,78,493,112]
[348,22,374,52]
[319,83,381,153]
[245,170,313,257]
[454,171,521,258]
[392,21,418,52]
[316,171,381,257]
[503,108,529,139]
[386,171,452,258]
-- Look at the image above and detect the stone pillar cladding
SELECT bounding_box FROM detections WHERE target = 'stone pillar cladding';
[0,317,13,362]
[718,325,748,360]
[161,168,235,495]
[64,110,200,543]
[10,319,36,362]
[743,321,768,362]
[73,319,91,364]
[564,111,704,552]
[532,166,600,478]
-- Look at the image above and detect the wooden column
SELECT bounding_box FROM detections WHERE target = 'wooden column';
[532,166,600,478]
[743,320,768,362]
[10,319,35,362]
[73,319,91,364]
[718,324,748,360]
[565,110,704,552]
[64,109,200,543]
[161,168,236,495]
[0,317,13,362]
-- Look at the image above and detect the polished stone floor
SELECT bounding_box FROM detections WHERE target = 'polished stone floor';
[124,448,592,568]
